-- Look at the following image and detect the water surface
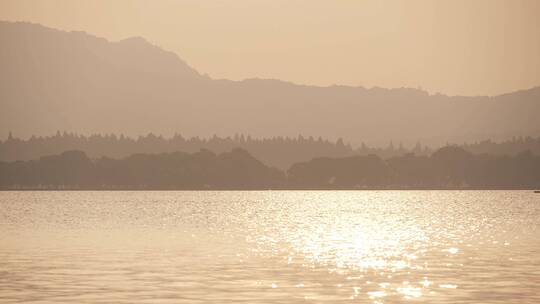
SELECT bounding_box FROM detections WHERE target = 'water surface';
[1,191,539,303]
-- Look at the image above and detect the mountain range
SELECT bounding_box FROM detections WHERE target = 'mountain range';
[1,21,539,146]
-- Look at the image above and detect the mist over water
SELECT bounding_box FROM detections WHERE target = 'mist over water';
[1,191,539,303]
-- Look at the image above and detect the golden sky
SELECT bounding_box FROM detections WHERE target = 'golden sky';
[1,0,539,96]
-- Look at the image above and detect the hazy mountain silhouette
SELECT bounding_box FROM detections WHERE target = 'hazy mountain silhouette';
[1,21,539,146]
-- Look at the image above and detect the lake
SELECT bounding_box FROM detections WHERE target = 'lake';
[1,191,539,303]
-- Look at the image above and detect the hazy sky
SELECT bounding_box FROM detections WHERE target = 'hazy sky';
[1,0,539,96]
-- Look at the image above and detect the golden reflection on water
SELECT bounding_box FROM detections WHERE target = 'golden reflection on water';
[0,191,539,303]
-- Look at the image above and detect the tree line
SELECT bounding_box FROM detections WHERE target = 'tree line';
[2,132,539,170]
[1,146,539,190]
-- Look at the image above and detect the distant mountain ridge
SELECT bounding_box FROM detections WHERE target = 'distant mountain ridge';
[1,21,539,146]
